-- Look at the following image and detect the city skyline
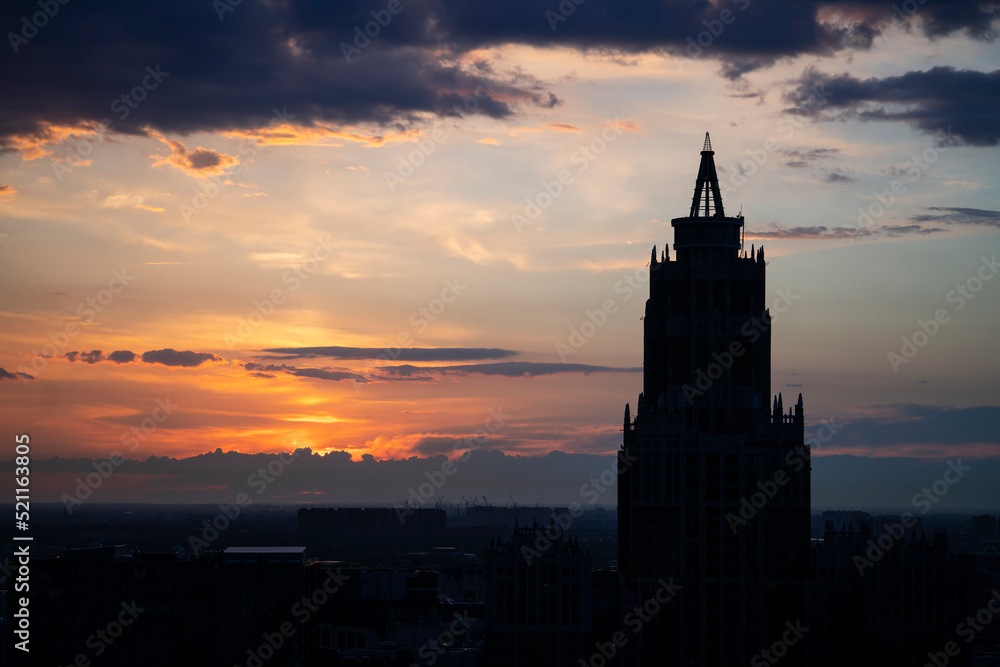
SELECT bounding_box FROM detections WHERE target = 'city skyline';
[2,0,999,511]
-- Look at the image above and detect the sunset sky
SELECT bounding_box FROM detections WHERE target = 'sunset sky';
[2,0,998,509]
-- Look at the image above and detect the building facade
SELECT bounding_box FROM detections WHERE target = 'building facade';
[619,134,812,665]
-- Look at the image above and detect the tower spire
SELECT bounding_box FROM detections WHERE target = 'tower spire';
[689,132,725,218]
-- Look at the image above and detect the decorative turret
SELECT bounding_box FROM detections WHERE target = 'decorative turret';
[669,133,745,262]
[689,132,725,218]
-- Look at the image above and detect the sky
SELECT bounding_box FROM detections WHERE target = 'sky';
[1,0,999,510]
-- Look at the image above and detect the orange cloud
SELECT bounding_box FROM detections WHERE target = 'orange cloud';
[100,193,164,212]
[477,137,500,145]
[222,123,423,148]
[4,121,111,161]
[544,123,582,133]
[607,119,641,132]
[0,185,16,201]
[148,130,239,178]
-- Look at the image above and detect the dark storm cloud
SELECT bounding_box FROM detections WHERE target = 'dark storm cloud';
[910,207,1000,228]
[141,349,221,368]
[264,346,516,361]
[2,0,996,148]
[380,361,641,377]
[784,66,1000,146]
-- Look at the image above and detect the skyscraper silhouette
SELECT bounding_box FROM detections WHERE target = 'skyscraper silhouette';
[619,134,811,665]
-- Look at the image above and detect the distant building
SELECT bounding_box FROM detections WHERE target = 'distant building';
[972,515,999,541]
[485,523,593,666]
[31,545,324,666]
[313,566,484,665]
[298,506,445,539]
[808,516,978,666]
[619,133,811,665]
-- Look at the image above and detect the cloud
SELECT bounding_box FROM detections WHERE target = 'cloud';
[824,168,855,183]
[141,349,221,367]
[745,224,942,239]
[244,362,295,373]
[784,66,1000,146]
[60,349,137,364]
[108,350,137,363]
[3,1,995,154]
[544,123,582,133]
[241,360,368,383]
[820,404,1000,459]
[288,368,369,383]
[779,147,840,169]
[148,131,239,178]
[64,350,105,364]
[221,123,423,148]
[0,367,33,382]
[263,346,517,362]
[477,137,500,145]
[606,119,641,133]
[99,193,164,212]
[910,207,1000,228]
[0,184,16,201]
[380,361,641,378]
